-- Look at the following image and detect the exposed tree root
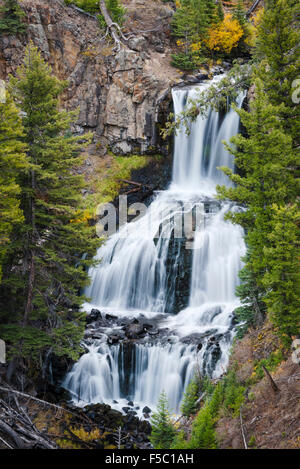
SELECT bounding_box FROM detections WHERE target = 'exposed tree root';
[99,1,131,51]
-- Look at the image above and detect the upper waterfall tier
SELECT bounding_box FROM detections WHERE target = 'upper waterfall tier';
[171,77,245,195]
[83,76,245,317]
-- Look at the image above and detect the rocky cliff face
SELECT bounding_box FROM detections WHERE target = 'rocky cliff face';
[0,0,180,155]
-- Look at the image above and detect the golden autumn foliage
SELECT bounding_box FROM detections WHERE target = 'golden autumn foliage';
[206,13,244,54]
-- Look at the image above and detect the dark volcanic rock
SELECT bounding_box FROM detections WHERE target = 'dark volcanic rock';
[86,309,102,324]
[105,313,118,320]
[142,406,151,414]
[125,322,145,339]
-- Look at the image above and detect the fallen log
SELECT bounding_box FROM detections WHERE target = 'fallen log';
[0,385,90,423]
[0,420,26,449]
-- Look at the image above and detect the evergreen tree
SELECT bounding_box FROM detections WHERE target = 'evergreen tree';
[262,204,300,344]
[0,0,27,35]
[233,0,246,26]
[235,248,266,337]
[171,0,197,53]
[216,1,224,22]
[189,401,218,449]
[216,75,298,343]
[150,391,176,449]
[0,45,99,365]
[180,376,199,417]
[0,91,28,283]
[171,0,217,69]
[217,79,298,272]
[255,0,300,147]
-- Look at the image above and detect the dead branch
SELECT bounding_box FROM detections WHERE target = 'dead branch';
[195,391,206,406]
[262,365,280,393]
[0,434,14,449]
[0,420,27,449]
[246,0,263,17]
[0,385,90,422]
[119,179,153,190]
[240,409,248,449]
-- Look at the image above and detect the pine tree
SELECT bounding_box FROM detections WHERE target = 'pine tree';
[171,0,217,70]
[180,377,199,417]
[171,0,197,53]
[262,204,300,344]
[216,78,298,342]
[217,79,298,272]
[235,248,266,337]
[216,1,224,22]
[255,0,300,147]
[189,401,217,449]
[150,391,176,449]
[0,91,28,283]
[233,0,246,26]
[0,45,99,365]
[0,0,27,35]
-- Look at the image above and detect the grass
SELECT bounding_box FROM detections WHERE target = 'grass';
[81,152,162,220]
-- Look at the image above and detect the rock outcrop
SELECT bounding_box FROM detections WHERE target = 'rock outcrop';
[0,0,180,155]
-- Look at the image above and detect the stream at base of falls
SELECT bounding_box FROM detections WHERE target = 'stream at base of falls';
[62,74,246,418]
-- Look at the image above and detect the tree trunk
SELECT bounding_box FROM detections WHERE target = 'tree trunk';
[100,0,121,46]
[24,169,36,327]
[246,0,263,17]
[0,421,26,449]
[99,1,128,50]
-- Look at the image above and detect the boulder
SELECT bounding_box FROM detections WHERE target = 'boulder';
[105,313,118,320]
[125,323,145,339]
[86,309,102,324]
[142,406,151,414]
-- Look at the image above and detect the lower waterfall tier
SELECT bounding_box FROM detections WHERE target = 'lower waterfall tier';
[62,328,233,415]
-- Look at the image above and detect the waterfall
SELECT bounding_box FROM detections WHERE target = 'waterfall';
[62,75,246,414]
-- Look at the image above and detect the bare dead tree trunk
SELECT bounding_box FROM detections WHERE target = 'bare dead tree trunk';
[246,0,263,18]
[99,1,129,51]
[240,409,248,449]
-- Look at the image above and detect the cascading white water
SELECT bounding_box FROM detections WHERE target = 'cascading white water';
[171,76,244,193]
[63,75,246,413]
[63,340,197,413]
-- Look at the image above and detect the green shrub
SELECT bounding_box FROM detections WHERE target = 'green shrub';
[65,0,125,25]
[170,52,195,71]
[170,431,190,449]
[105,0,126,25]
[170,371,245,449]
[251,350,284,383]
[65,0,99,14]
